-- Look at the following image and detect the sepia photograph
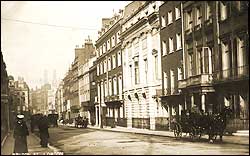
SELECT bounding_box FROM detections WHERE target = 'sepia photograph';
[1,1,249,155]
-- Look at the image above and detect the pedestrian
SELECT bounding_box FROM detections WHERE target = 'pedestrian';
[38,115,49,147]
[30,115,35,133]
[13,114,29,154]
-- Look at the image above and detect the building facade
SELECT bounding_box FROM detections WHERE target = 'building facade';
[1,51,10,142]
[95,12,124,128]
[121,1,164,130]
[159,1,184,130]
[174,1,249,132]
[78,38,96,123]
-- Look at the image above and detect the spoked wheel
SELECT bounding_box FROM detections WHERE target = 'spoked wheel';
[173,123,182,139]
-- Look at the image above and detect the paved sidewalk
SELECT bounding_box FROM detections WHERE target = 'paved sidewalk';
[1,130,61,155]
[61,123,249,146]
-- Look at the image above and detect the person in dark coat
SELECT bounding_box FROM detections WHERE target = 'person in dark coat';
[13,114,29,153]
[38,115,49,147]
[30,115,35,133]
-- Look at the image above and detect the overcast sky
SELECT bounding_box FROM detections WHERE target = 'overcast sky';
[1,1,130,89]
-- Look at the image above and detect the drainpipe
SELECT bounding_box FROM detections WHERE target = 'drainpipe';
[181,2,186,80]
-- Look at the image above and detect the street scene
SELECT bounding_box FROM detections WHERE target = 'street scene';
[1,1,249,155]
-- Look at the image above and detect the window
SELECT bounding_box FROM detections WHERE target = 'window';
[118,76,122,96]
[117,31,121,43]
[186,10,193,30]
[197,49,202,74]
[112,54,116,69]
[104,60,107,73]
[236,37,247,75]
[203,47,209,74]
[101,82,104,102]
[142,37,147,49]
[188,53,194,76]
[175,7,181,20]
[97,64,99,76]
[196,6,202,25]
[154,55,158,80]
[107,40,110,51]
[176,33,182,50]
[220,2,228,21]
[97,48,100,57]
[113,77,117,95]
[206,2,212,20]
[108,57,111,71]
[170,70,175,94]
[162,40,167,55]
[164,72,168,94]
[105,81,108,96]
[112,36,115,47]
[128,46,132,58]
[169,37,174,53]
[134,60,139,84]
[168,11,173,24]
[177,67,182,80]
[161,15,166,27]
[144,58,148,83]
[103,43,106,53]
[118,52,121,66]
[100,62,103,75]
[130,65,132,86]
[97,83,100,102]
[221,42,230,78]
[100,46,103,56]
[109,79,112,95]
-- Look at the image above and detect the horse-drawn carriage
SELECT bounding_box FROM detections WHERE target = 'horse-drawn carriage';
[172,106,233,142]
[48,113,59,127]
[75,116,88,128]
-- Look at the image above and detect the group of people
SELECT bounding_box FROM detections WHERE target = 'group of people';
[13,114,50,154]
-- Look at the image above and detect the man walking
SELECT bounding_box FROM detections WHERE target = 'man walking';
[38,115,49,147]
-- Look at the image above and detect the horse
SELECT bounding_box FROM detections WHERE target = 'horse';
[207,106,233,142]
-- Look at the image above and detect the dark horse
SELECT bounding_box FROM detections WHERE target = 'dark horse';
[207,106,233,142]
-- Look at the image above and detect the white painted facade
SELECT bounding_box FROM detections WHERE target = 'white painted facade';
[78,56,96,119]
[122,1,165,130]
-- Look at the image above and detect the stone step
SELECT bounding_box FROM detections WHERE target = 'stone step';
[232,133,249,137]
[236,130,249,134]
[232,130,249,137]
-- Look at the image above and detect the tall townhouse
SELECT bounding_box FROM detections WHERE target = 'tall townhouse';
[55,81,64,118]
[78,37,96,123]
[212,1,249,131]
[121,1,164,130]
[159,1,184,130]
[95,13,124,128]
[177,1,249,132]
[70,55,80,119]
[89,60,97,125]
[63,69,72,120]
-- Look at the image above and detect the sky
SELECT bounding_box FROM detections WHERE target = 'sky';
[1,1,130,89]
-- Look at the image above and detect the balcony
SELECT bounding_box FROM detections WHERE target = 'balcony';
[104,95,121,103]
[213,65,249,82]
[178,73,213,88]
